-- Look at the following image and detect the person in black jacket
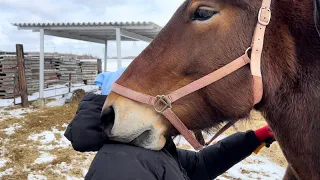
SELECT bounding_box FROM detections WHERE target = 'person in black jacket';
[64,93,275,180]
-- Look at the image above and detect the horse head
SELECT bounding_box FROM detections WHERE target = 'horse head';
[102,0,267,150]
[103,0,320,163]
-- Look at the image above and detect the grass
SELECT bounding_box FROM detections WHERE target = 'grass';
[0,100,95,180]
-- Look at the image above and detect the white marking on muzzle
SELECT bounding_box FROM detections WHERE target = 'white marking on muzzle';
[107,96,168,150]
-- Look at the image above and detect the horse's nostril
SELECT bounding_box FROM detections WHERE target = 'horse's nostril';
[101,106,115,136]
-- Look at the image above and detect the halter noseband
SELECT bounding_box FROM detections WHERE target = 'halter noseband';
[111,0,271,151]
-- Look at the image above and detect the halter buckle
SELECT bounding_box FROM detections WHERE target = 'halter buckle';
[154,95,172,114]
[258,7,271,26]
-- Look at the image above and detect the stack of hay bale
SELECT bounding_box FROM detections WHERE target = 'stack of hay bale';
[0,53,18,98]
[56,56,81,84]
[80,60,98,85]
[0,52,98,98]
[24,55,60,93]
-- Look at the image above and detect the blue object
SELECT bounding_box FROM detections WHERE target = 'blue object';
[94,68,126,95]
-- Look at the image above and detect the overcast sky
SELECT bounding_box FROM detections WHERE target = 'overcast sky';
[0,0,185,58]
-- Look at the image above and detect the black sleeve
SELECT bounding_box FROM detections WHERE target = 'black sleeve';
[64,93,109,152]
[178,131,261,180]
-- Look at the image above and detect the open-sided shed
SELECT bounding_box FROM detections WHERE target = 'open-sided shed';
[13,21,162,99]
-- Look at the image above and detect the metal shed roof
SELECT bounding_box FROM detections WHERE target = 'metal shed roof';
[13,21,162,44]
[12,21,162,100]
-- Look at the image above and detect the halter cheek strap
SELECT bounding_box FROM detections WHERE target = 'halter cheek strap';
[110,0,271,151]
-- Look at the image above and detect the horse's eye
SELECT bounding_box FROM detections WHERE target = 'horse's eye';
[191,7,218,21]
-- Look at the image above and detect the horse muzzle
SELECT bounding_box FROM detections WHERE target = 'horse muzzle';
[101,93,168,150]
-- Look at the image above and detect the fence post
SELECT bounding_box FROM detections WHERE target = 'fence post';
[13,75,16,105]
[16,44,29,107]
[97,59,102,74]
[69,73,71,93]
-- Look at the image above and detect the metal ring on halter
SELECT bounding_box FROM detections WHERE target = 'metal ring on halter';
[154,95,172,114]
[245,47,252,57]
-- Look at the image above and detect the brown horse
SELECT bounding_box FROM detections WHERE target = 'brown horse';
[102,0,320,179]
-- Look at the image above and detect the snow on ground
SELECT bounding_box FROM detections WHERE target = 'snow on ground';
[28,126,71,151]
[1,123,22,135]
[28,131,56,144]
[217,155,285,180]
[28,174,48,180]
[34,152,56,164]
[46,93,73,107]
[0,108,37,121]
[0,159,8,168]
[0,84,98,107]
[0,168,14,178]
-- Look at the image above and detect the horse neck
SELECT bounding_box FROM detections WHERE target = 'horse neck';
[262,28,320,135]
[261,0,320,124]
[258,2,320,176]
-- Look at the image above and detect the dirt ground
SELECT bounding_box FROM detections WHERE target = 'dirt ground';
[0,103,95,179]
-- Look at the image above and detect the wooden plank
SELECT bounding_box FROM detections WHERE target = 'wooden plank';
[16,44,29,107]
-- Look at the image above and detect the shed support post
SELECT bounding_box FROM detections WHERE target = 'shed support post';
[104,40,108,72]
[116,28,122,70]
[40,29,45,99]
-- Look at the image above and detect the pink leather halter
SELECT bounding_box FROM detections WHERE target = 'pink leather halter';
[111,0,272,151]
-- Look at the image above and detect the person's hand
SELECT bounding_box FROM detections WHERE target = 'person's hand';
[254,125,275,147]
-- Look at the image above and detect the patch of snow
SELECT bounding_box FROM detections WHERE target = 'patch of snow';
[218,155,286,180]
[28,174,48,180]
[0,99,13,108]
[23,165,31,172]
[0,144,8,156]
[58,162,73,171]
[0,108,36,121]
[0,168,14,178]
[1,123,22,135]
[66,176,84,180]
[51,162,72,175]
[46,98,67,107]
[29,127,71,150]
[34,152,56,164]
[51,127,71,149]
[49,162,84,180]
[46,93,73,107]
[82,168,88,177]
[0,158,8,168]
[28,131,56,144]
